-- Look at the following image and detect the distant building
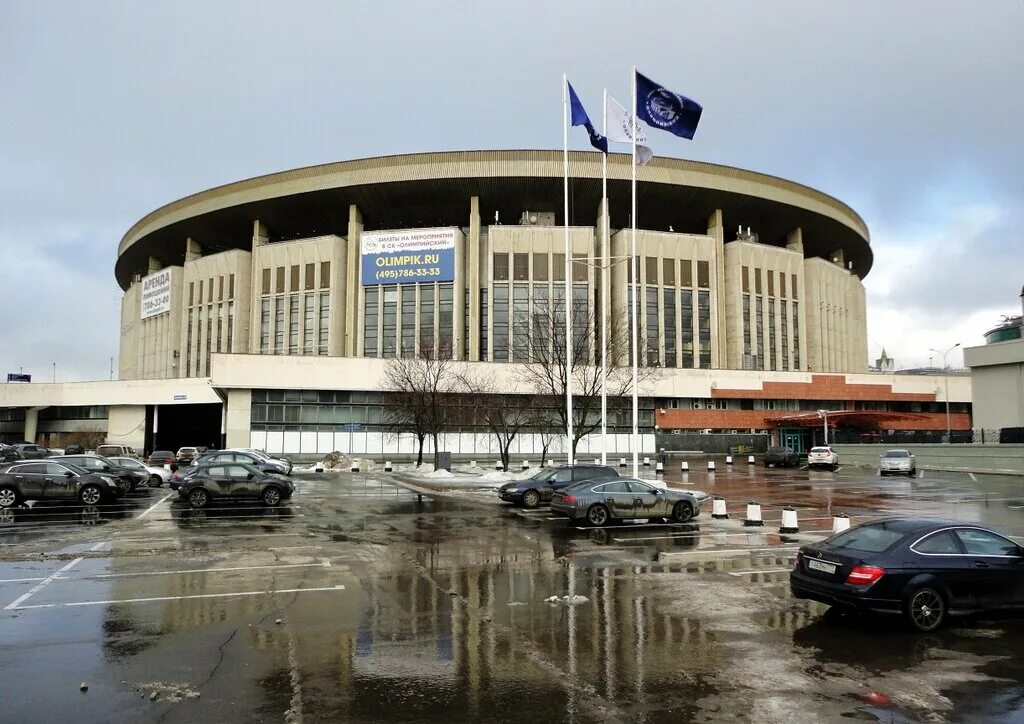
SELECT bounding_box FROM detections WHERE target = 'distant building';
[875,348,894,372]
[964,286,1024,432]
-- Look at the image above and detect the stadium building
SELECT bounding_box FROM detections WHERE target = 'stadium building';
[1,151,971,457]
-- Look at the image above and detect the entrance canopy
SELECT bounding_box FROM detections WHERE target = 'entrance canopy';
[769,410,918,430]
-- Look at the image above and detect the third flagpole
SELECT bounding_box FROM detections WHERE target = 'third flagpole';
[630,66,639,478]
[600,87,609,466]
[563,74,574,464]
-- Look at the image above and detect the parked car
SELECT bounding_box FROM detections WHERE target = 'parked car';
[765,446,800,468]
[169,465,201,493]
[807,446,839,471]
[880,449,917,477]
[550,478,706,527]
[147,450,177,467]
[791,518,1024,631]
[0,444,21,462]
[63,444,84,455]
[13,444,50,459]
[58,454,148,493]
[107,456,172,487]
[176,447,200,464]
[194,450,291,476]
[96,444,138,459]
[498,464,617,509]
[228,448,293,475]
[180,462,294,508]
[0,460,122,507]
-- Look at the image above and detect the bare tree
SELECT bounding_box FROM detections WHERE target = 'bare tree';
[380,343,461,467]
[518,298,657,459]
[460,372,535,472]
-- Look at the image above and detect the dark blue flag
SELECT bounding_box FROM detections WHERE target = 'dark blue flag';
[634,71,702,140]
[567,81,608,153]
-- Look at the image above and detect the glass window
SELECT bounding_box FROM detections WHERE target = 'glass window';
[207,277,214,303]
[44,462,74,475]
[768,298,776,371]
[767,270,775,296]
[596,481,631,493]
[533,253,548,281]
[513,253,529,281]
[364,287,379,357]
[382,286,398,357]
[186,308,194,375]
[512,283,529,361]
[781,300,789,370]
[276,267,285,293]
[828,523,906,553]
[197,280,204,305]
[420,285,435,356]
[218,276,224,301]
[304,293,315,354]
[493,253,509,281]
[289,265,299,291]
[645,256,658,284]
[262,268,271,295]
[955,529,1019,556]
[914,532,961,554]
[401,286,416,358]
[680,259,692,287]
[492,284,509,361]
[626,480,655,493]
[320,261,330,288]
[780,273,787,298]
[697,260,710,288]
[756,297,764,371]
[438,283,454,358]
[697,290,711,369]
[260,299,271,354]
[791,274,798,300]
[645,286,659,366]
[188,281,194,306]
[664,288,676,368]
[572,253,588,282]
[480,288,488,361]
[754,268,762,294]
[207,466,228,477]
[742,265,749,293]
[793,301,800,370]
[571,283,588,361]
[553,469,572,483]
[274,297,285,354]
[553,253,565,282]
[318,291,330,355]
[305,263,315,290]
[681,289,694,368]
[663,258,675,286]
[227,465,251,478]
[531,284,548,360]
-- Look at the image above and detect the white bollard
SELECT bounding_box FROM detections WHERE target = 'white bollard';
[780,507,799,534]
[350,461,360,473]
[469,460,476,468]
[619,457,627,468]
[495,460,503,470]
[593,458,600,465]
[744,501,764,527]
[314,463,325,473]
[712,496,729,519]
[681,461,689,472]
[707,460,716,472]
[725,455,733,465]
[832,513,851,534]
[643,457,651,467]
[747,455,756,465]
[384,461,393,472]
[655,461,664,474]
[521,460,530,470]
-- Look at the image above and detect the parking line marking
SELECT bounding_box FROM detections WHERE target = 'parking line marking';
[0,576,46,583]
[136,493,173,520]
[62,561,332,581]
[4,557,83,610]
[11,583,347,610]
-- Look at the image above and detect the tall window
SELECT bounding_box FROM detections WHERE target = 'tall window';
[781,300,789,370]
[493,253,509,281]
[681,290,694,368]
[513,253,529,281]
[186,308,194,376]
[768,298,776,371]
[382,287,397,357]
[664,288,677,368]
[793,301,801,370]
[742,294,753,369]
[438,283,454,357]
[260,299,271,354]
[227,301,234,354]
[464,289,470,360]
[532,283,549,361]
[572,283,588,362]
[364,288,379,357]
[697,260,710,288]
[288,296,299,354]
[480,288,488,361]
[533,253,548,281]
[401,286,416,358]
[645,286,659,366]
[419,285,435,356]
[492,284,509,361]
[318,291,330,355]
[512,283,529,361]
[274,297,285,354]
[215,304,223,353]
[697,291,711,368]
[304,293,315,354]
[206,305,213,373]
[755,297,764,370]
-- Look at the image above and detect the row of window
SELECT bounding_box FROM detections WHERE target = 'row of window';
[628,286,712,368]
[742,295,801,371]
[628,257,712,289]
[258,293,330,356]
[493,252,588,282]
[363,283,455,358]
[260,261,331,295]
[658,398,971,414]
[741,266,799,299]
[185,302,235,377]
[38,406,107,420]
[188,274,236,307]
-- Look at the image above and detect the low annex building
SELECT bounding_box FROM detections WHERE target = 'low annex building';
[1,151,971,456]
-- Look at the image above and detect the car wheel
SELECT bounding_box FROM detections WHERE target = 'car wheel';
[78,485,102,506]
[148,475,162,487]
[117,478,132,494]
[261,486,282,506]
[906,587,945,632]
[188,488,210,509]
[908,470,916,478]
[521,489,541,509]
[0,486,19,509]
[586,504,610,527]
[672,501,694,524]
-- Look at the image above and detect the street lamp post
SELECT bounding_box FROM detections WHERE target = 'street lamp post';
[929,342,960,443]
[818,409,829,446]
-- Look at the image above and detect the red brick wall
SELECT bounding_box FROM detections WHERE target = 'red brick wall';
[710,374,937,402]
[655,408,972,432]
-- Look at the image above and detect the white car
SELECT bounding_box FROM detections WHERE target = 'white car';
[107,456,173,487]
[807,446,839,470]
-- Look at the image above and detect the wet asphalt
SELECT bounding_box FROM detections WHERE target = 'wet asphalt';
[1,464,1024,722]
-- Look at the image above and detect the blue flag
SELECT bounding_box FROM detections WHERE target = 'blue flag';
[634,71,702,140]
[567,81,608,153]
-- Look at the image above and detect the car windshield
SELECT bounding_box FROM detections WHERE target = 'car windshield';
[810,447,830,453]
[114,458,143,468]
[827,522,907,553]
[529,469,557,482]
[884,450,911,458]
[152,451,173,457]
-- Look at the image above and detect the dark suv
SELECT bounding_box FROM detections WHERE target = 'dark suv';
[180,462,294,508]
[0,460,122,507]
[498,464,618,509]
[765,446,800,468]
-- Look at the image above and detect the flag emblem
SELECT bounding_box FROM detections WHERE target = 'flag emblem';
[644,88,683,128]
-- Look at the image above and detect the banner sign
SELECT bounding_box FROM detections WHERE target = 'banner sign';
[6,373,30,383]
[140,268,173,320]
[360,228,456,286]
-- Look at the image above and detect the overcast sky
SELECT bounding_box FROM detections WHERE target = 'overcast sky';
[2,0,1021,381]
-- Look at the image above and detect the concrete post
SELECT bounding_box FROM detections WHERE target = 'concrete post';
[147,257,163,274]
[185,237,203,262]
[23,408,39,443]
[468,196,481,361]
[345,205,363,356]
[707,210,727,369]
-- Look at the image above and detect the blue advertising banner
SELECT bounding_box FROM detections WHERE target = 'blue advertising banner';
[360,228,456,286]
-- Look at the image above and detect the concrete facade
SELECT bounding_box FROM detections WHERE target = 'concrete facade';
[965,337,1024,430]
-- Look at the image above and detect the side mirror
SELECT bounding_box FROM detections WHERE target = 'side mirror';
[654,488,664,495]
[65,471,74,478]
[247,473,255,480]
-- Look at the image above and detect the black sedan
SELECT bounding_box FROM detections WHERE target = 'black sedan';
[180,462,294,508]
[57,454,148,493]
[498,464,617,509]
[791,518,1024,631]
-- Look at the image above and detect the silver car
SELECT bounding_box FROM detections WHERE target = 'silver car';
[880,449,916,477]
[107,456,172,487]
[550,478,706,527]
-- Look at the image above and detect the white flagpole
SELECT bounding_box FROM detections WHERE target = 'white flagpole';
[600,87,609,466]
[563,74,574,465]
[630,67,639,479]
